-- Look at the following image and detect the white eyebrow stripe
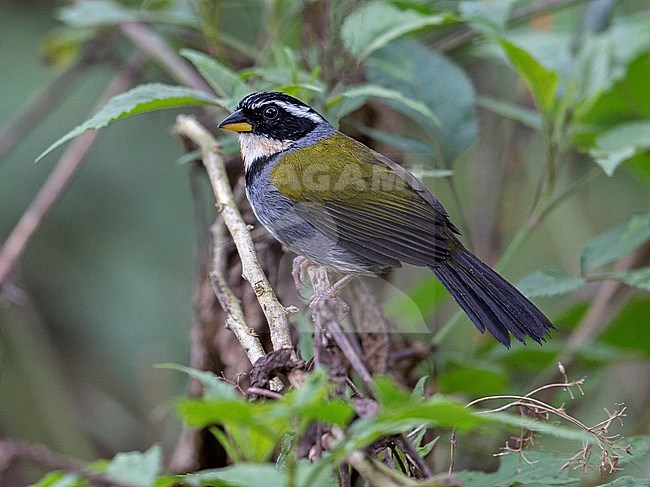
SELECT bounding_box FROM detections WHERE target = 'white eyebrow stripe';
[274,101,323,123]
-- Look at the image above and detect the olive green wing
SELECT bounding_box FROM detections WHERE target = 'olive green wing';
[270,132,454,267]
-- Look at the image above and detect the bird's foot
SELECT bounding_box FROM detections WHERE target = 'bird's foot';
[308,274,356,314]
[309,292,350,314]
[291,256,314,290]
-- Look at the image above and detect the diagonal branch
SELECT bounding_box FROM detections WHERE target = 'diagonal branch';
[172,115,293,352]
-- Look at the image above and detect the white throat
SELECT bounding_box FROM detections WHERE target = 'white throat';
[238,133,293,169]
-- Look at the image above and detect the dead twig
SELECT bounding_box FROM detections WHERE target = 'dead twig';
[173,115,294,352]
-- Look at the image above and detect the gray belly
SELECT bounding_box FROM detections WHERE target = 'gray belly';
[246,184,380,275]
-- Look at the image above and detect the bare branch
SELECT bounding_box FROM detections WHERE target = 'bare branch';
[210,220,268,365]
[172,115,293,352]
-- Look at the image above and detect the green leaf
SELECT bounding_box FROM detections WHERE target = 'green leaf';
[101,445,163,487]
[580,212,650,272]
[175,464,286,487]
[180,49,249,109]
[589,121,650,176]
[499,39,559,115]
[58,0,198,28]
[475,95,543,131]
[411,375,428,399]
[366,39,477,164]
[516,269,586,298]
[30,472,83,487]
[155,363,237,400]
[610,267,650,291]
[337,83,440,128]
[459,0,516,33]
[600,299,650,356]
[575,53,650,147]
[456,450,580,486]
[598,477,650,487]
[437,364,508,396]
[37,83,223,161]
[58,0,136,26]
[341,1,453,60]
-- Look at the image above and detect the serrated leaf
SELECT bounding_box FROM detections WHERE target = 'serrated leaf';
[180,49,249,109]
[589,121,650,176]
[338,84,440,127]
[581,212,650,272]
[499,39,559,115]
[101,445,163,487]
[156,363,237,399]
[37,83,223,161]
[516,269,586,298]
[610,267,650,291]
[366,39,477,164]
[341,1,453,60]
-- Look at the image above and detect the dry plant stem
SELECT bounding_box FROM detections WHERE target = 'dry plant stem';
[307,266,374,390]
[210,221,267,365]
[173,115,293,351]
[0,438,131,487]
[0,55,146,289]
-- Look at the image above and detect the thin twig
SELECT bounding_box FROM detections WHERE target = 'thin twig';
[245,387,283,400]
[210,220,268,366]
[173,115,293,351]
[0,54,146,290]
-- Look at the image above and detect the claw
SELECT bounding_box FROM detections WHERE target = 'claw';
[291,256,313,290]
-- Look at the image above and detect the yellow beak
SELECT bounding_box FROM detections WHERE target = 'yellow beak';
[217,110,253,132]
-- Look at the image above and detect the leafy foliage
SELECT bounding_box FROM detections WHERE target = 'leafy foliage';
[7,0,650,485]
[36,84,223,161]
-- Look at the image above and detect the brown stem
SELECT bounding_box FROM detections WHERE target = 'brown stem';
[0,55,146,290]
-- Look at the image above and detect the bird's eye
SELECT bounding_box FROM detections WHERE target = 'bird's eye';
[262,106,279,120]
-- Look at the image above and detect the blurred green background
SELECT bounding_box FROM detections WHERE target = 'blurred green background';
[1,0,198,459]
[2,0,650,483]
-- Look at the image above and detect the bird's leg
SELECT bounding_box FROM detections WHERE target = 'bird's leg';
[292,256,314,290]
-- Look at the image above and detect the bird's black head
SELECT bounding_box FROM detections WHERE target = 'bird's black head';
[218,91,327,141]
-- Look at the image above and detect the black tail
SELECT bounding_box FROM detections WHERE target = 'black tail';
[430,247,554,347]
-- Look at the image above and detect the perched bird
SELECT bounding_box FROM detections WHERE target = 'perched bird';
[218,91,554,347]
